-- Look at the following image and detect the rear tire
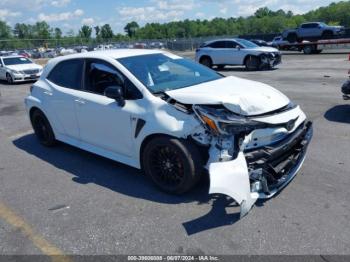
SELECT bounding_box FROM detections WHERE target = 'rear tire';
[303,45,316,55]
[31,110,57,147]
[245,56,260,71]
[142,136,202,194]
[199,56,213,68]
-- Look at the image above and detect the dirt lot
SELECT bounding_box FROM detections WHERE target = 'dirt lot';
[0,51,349,257]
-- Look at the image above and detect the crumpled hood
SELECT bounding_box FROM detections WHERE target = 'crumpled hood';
[165,76,290,116]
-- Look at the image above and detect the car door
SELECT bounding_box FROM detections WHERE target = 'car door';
[45,59,84,140]
[75,59,138,157]
[207,41,227,65]
[299,23,315,38]
[0,58,6,80]
[224,40,244,65]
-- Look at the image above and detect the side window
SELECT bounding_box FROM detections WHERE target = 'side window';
[47,59,83,90]
[84,59,142,99]
[309,23,317,28]
[226,41,238,48]
[84,59,124,95]
[209,41,226,48]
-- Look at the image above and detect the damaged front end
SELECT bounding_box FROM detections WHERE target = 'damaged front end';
[260,52,282,69]
[191,104,313,218]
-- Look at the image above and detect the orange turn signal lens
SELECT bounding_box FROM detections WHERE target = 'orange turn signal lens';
[201,115,219,134]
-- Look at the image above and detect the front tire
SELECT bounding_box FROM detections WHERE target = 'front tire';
[245,56,260,71]
[142,136,202,194]
[6,73,13,84]
[31,110,57,147]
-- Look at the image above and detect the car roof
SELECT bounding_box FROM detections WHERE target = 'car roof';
[203,38,243,45]
[50,49,165,63]
[301,22,321,25]
[42,49,179,78]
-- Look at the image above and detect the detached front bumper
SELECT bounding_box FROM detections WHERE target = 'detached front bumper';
[208,121,313,218]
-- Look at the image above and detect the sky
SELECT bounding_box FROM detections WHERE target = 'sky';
[0,0,343,35]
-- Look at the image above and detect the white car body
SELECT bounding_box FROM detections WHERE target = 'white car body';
[59,48,76,56]
[195,38,282,69]
[25,50,312,217]
[0,56,43,83]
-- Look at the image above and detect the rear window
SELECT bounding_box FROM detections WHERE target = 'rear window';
[208,41,226,48]
[47,59,83,90]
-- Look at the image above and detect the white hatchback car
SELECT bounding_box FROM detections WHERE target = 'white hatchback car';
[0,56,43,84]
[25,50,312,217]
[195,38,281,70]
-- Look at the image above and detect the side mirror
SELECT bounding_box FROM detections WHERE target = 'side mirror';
[237,46,241,50]
[104,85,125,107]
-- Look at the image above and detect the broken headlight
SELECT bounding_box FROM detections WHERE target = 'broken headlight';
[194,105,266,135]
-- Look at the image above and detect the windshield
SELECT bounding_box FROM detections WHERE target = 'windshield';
[3,57,32,65]
[118,53,222,94]
[235,39,259,48]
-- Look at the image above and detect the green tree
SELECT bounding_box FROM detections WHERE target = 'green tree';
[124,21,139,38]
[0,21,12,39]
[100,24,113,40]
[79,25,92,39]
[254,7,273,18]
[13,23,30,38]
[94,26,100,37]
[34,21,51,39]
[54,27,62,39]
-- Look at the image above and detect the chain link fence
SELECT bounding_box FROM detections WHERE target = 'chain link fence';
[1,29,350,53]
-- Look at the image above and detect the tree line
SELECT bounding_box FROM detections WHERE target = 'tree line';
[0,1,350,49]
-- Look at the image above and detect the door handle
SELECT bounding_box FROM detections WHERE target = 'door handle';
[74,98,86,105]
[43,91,53,96]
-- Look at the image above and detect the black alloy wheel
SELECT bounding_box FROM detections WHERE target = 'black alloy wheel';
[31,110,57,146]
[142,137,202,194]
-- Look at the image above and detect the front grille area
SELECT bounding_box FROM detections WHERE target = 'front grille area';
[245,121,313,195]
[23,69,39,74]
